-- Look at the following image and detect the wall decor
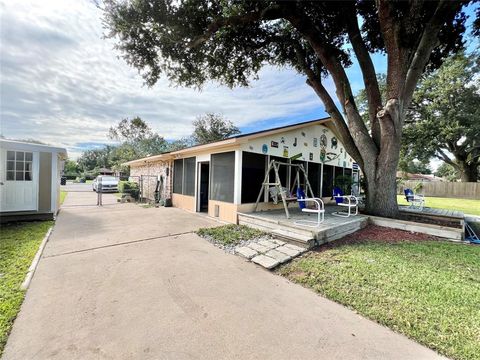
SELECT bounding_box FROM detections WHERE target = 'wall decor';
[293,137,297,147]
[301,131,306,137]
[325,152,340,163]
[249,145,254,150]
[290,153,302,161]
[271,141,279,148]
[262,144,268,154]
[309,152,313,161]
[304,142,308,147]
[320,134,327,147]
[313,138,318,147]
[340,147,343,153]
[280,136,285,144]
[343,161,347,168]
[320,148,326,162]
[331,137,338,149]
[283,146,289,157]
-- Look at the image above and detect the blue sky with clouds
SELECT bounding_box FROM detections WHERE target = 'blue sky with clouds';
[0,0,477,160]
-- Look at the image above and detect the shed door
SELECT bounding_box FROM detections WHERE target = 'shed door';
[0,149,39,212]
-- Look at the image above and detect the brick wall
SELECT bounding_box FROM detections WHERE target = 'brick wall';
[129,160,173,201]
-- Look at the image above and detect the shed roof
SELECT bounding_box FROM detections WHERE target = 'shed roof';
[0,139,67,156]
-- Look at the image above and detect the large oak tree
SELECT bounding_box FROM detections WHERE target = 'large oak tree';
[102,0,477,217]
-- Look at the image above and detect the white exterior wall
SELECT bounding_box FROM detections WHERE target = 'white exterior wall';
[239,124,355,168]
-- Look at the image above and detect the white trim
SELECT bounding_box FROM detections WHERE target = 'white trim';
[0,139,66,155]
[234,150,242,204]
[51,153,58,213]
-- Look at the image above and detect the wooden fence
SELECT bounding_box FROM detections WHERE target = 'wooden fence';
[398,181,480,199]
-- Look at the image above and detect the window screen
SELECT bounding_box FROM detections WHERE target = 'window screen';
[322,164,334,197]
[173,159,183,194]
[241,151,266,204]
[269,156,287,188]
[334,166,344,184]
[307,162,321,197]
[183,157,196,196]
[344,168,352,178]
[210,152,235,203]
[6,151,33,181]
[290,160,306,191]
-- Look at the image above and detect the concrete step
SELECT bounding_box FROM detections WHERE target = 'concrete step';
[238,214,315,249]
[238,213,314,238]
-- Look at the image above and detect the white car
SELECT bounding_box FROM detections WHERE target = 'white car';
[92,175,119,193]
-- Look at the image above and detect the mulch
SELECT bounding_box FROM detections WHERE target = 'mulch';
[313,225,437,252]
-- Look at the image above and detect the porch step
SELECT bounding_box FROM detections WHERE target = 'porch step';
[238,213,315,248]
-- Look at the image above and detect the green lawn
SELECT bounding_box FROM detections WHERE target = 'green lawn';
[279,239,480,360]
[60,191,67,205]
[197,225,267,246]
[397,195,480,216]
[0,221,53,356]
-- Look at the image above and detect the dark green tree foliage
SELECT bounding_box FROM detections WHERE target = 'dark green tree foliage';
[192,113,240,144]
[435,163,460,181]
[102,0,476,217]
[403,53,480,182]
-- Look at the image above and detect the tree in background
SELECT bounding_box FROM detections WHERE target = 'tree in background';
[398,158,432,176]
[103,0,475,217]
[435,163,460,182]
[192,113,240,145]
[403,53,480,182]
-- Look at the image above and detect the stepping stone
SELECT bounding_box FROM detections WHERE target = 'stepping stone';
[258,240,278,250]
[272,239,286,246]
[276,245,301,257]
[265,249,291,264]
[248,243,269,253]
[284,243,307,254]
[235,246,258,259]
[251,255,280,269]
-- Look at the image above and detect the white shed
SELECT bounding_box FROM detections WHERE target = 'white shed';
[0,139,67,220]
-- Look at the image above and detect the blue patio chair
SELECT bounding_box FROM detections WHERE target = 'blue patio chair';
[294,187,325,227]
[404,188,425,210]
[332,187,358,217]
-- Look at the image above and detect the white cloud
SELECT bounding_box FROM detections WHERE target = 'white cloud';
[0,0,328,159]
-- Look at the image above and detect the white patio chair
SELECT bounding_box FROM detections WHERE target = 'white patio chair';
[332,195,359,217]
[294,198,325,227]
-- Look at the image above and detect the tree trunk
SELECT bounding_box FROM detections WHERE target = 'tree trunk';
[459,162,479,182]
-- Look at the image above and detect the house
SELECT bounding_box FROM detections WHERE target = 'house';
[0,139,67,221]
[125,118,359,223]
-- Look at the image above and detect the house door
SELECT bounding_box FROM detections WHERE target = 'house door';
[198,162,209,212]
[0,149,39,212]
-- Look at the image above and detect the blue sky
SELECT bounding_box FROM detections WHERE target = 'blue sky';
[0,0,477,160]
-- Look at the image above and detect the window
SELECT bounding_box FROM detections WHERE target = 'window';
[210,152,235,203]
[173,157,196,196]
[184,157,196,196]
[241,151,266,204]
[173,159,183,194]
[6,151,33,181]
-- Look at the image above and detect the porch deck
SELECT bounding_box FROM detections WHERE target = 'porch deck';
[238,205,368,249]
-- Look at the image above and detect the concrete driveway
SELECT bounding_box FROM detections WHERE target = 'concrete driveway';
[3,192,444,360]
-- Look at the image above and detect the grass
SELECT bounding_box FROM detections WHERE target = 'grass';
[60,191,67,205]
[279,240,480,360]
[196,224,267,246]
[397,195,480,216]
[0,221,53,356]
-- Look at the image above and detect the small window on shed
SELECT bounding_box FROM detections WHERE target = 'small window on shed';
[6,151,33,182]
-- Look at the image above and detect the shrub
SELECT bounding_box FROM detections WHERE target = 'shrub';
[119,181,140,199]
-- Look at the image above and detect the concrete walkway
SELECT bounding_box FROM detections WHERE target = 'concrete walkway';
[3,191,445,359]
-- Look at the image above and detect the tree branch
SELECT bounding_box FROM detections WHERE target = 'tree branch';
[345,1,382,148]
[403,0,464,106]
[188,5,283,48]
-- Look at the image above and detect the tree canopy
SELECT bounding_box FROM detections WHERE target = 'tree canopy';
[403,52,480,182]
[103,0,477,217]
[192,113,240,144]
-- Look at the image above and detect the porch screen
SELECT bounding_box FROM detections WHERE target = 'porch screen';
[269,156,287,189]
[241,151,266,204]
[210,152,235,203]
[322,164,334,197]
[334,166,344,184]
[183,157,196,196]
[173,159,183,194]
[307,162,321,197]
